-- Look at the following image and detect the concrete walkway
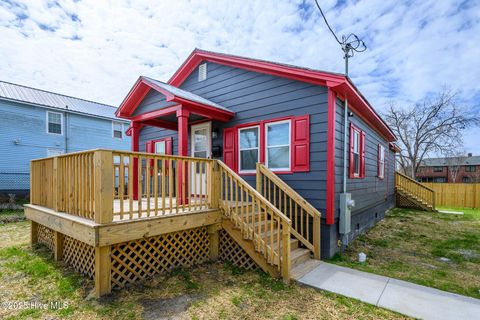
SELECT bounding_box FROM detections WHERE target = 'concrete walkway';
[298,263,480,320]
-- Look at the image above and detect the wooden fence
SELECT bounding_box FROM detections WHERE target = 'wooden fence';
[422,183,479,209]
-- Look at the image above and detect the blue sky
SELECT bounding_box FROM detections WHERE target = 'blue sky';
[1,0,479,153]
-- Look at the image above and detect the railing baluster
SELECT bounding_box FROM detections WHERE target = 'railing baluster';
[128,155,134,219]
[137,156,142,218]
[161,158,166,215]
[169,159,173,214]
[154,157,158,216]
[119,155,125,220]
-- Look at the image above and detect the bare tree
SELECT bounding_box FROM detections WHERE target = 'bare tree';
[471,170,480,183]
[384,89,478,179]
[445,152,466,183]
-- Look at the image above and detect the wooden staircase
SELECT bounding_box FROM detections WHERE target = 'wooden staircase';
[395,172,436,211]
[217,162,322,282]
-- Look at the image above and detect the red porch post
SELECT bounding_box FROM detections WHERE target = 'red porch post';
[131,121,141,200]
[177,109,189,205]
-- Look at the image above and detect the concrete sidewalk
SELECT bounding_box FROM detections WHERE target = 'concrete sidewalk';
[298,263,480,320]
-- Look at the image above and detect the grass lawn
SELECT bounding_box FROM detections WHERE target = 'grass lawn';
[0,222,408,320]
[329,207,480,299]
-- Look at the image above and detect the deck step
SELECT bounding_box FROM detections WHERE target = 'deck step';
[290,259,322,281]
[290,248,311,267]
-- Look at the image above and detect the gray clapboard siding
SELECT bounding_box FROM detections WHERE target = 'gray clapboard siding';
[138,62,329,210]
[334,97,395,220]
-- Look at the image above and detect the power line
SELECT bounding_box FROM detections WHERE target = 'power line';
[314,0,342,45]
[313,0,367,62]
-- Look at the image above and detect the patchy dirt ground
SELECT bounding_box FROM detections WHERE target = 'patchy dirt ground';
[0,221,409,320]
[329,207,480,299]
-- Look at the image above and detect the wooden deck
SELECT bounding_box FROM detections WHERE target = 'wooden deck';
[27,149,322,298]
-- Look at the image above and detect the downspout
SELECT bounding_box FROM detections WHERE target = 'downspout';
[65,107,69,153]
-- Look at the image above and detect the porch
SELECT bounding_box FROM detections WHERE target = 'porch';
[26,149,322,297]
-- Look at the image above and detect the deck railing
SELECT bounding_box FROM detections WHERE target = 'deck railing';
[31,149,215,223]
[31,151,96,219]
[218,161,291,279]
[256,163,321,259]
[112,150,214,221]
[395,172,436,210]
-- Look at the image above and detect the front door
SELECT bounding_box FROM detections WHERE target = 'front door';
[190,122,211,195]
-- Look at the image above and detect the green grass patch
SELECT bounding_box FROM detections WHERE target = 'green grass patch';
[328,207,480,299]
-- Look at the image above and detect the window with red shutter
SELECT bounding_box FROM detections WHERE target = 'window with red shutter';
[349,123,366,179]
[223,115,310,174]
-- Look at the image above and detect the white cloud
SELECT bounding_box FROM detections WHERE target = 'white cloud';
[0,0,479,152]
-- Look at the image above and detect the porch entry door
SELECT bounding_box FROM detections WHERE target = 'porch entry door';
[190,122,212,196]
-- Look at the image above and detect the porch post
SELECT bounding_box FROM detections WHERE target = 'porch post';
[176,108,189,205]
[131,122,141,200]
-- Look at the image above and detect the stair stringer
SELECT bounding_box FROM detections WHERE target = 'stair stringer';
[221,218,280,278]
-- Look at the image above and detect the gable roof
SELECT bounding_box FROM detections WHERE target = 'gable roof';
[0,80,124,121]
[168,49,396,141]
[142,77,230,112]
[421,155,480,167]
[116,76,234,119]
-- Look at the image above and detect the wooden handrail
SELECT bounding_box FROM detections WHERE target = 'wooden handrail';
[217,162,291,224]
[217,161,291,280]
[395,172,436,210]
[256,163,321,259]
[395,171,435,192]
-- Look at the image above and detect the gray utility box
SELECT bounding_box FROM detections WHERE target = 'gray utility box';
[339,193,355,234]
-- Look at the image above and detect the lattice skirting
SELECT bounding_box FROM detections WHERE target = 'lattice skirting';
[63,236,95,279]
[219,229,258,271]
[37,224,55,251]
[110,227,210,289]
[396,193,421,210]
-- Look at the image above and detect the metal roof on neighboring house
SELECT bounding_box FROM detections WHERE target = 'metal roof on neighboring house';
[0,80,126,121]
[141,76,231,112]
[421,155,480,166]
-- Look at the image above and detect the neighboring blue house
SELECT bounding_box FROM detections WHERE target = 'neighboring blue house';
[0,80,130,194]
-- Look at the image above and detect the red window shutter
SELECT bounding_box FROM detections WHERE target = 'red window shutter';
[349,123,354,178]
[360,131,366,178]
[292,115,310,172]
[223,127,236,171]
[146,141,153,153]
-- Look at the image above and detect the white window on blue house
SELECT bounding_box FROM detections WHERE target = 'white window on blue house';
[266,120,291,171]
[112,121,123,139]
[47,148,64,157]
[238,126,259,173]
[47,111,63,135]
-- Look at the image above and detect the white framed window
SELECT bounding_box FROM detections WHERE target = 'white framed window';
[198,63,207,81]
[378,145,385,179]
[47,148,64,157]
[238,126,259,173]
[353,130,360,176]
[266,120,291,171]
[155,141,166,154]
[46,111,63,135]
[112,121,124,139]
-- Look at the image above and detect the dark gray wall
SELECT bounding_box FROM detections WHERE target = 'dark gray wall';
[139,62,330,212]
[137,61,395,258]
[133,90,176,116]
[321,98,395,257]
